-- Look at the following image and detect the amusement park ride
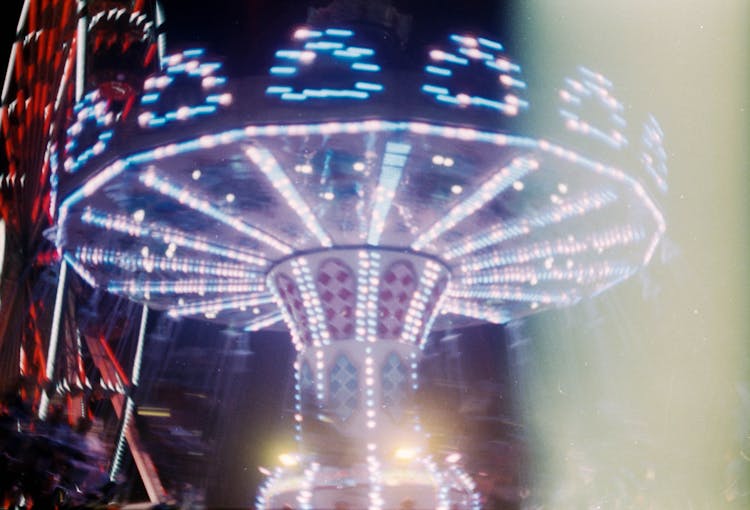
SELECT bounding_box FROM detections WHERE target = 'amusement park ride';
[0,0,667,508]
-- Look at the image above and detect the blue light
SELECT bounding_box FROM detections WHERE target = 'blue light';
[325,28,354,37]
[422,84,449,95]
[192,105,217,114]
[297,88,369,99]
[435,94,460,105]
[346,46,374,56]
[351,62,380,72]
[484,60,520,73]
[141,93,159,104]
[367,142,411,245]
[458,47,494,60]
[166,63,186,74]
[270,66,297,75]
[333,49,363,59]
[139,170,293,254]
[477,37,503,51]
[354,82,383,91]
[449,34,476,46]
[266,86,293,95]
[472,96,506,110]
[425,65,452,76]
[430,50,469,66]
[280,92,307,101]
[304,41,344,51]
[275,50,308,59]
[182,48,205,57]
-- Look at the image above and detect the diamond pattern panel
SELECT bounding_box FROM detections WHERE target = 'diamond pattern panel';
[378,260,418,339]
[275,273,312,346]
[381,351,409,423]
[328,353,359,422]
[315,258,357,340]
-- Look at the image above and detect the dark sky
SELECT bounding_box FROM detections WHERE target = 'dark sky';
[0,1,510,95]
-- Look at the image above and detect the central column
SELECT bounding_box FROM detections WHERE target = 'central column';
[267,248,450,459]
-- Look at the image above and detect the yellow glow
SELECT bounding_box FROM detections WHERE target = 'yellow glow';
[136,407,171,418]
[393,446,420,461]
[278,452,299,467]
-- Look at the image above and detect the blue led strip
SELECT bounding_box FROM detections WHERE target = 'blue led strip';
[266,27,383,102]
[367,142,411,245]
[73,245,261,278]
[458,224,646,273]
[400,260,443,345]
[412,157,539,251]
[137,49,231,129]
[166,293,276,318]
[107,279,267,295]
[460,262,636,287]
[64,90,116,174]
[421,34,528,116]
[559,67,628,150]
[245,147,333,247]
[79,207,268,265]
[641,115,668,193]
[139,170,293,255]
[443,190,618,260]
[448,285,575,306]
[243,311,283,332]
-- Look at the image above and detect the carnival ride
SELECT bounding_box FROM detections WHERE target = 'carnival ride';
[0,1,667,508]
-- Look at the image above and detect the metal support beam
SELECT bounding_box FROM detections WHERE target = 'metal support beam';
[76,0,87,101]
[108,305,165,503]
[154,0,167,68]
[38,260,68,420]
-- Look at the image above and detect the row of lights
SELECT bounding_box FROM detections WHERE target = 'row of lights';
[641,114,669,193]
[74,245,258,278]
[400,261,445,345]
[422,34,527,116]
[268,27,383,102]
[243,310,284,332]
[559,67,627,150]
[367,142,411,245]
[460,260,635,287]
[356,250,382,344]
[444,189,618,260]
[139,169,293,255]
[166,293,274,319]
[64,90,115,174]
[79,207,268,265]
[246,146,333,247]
[448,283,574,307]
[459,224,645,274]
[107,278,266,296]
[137,49,230,129]
[412,157,539,251]
[292,257,331,347]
